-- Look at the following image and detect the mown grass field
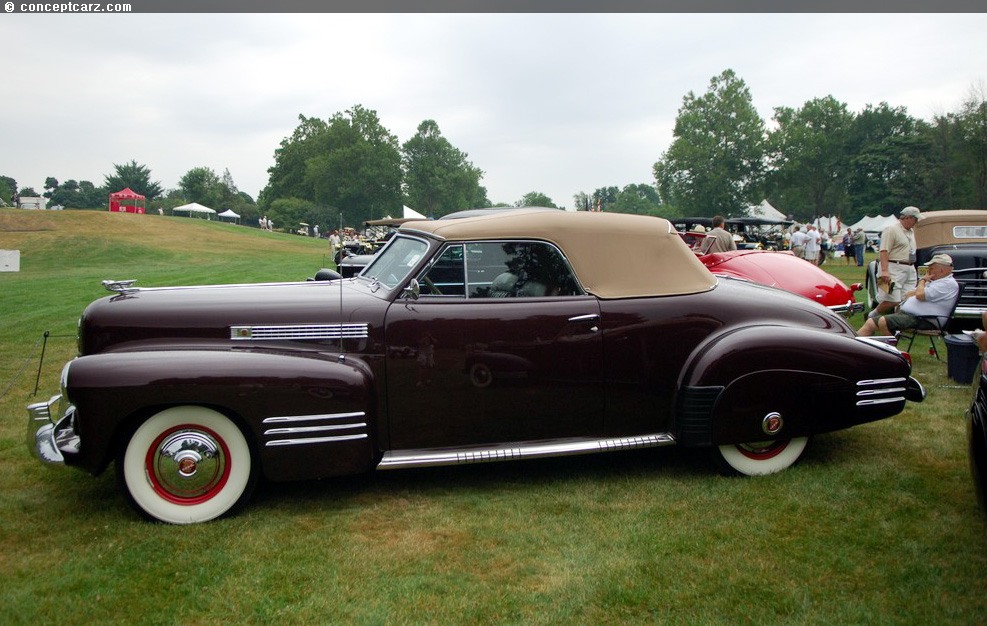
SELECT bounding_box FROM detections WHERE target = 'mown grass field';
[1,209,985,625]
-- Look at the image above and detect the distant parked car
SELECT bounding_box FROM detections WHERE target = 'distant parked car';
[28,210,923,524]
[866,210,987,322]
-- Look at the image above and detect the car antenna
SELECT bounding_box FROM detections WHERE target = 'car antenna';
[338,212,346,363]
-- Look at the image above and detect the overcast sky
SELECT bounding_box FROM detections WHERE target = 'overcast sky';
[3,13,986,211]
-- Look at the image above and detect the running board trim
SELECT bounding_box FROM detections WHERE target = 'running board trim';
[378,433,676,470]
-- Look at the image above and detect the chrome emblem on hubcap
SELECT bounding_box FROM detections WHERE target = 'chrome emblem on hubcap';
[762,412,783,436]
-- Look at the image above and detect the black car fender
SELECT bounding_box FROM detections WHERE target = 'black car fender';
[63,349,378,481]
[675,325,911,446]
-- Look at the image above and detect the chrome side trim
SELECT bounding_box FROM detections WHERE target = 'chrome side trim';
[857,377,908,386]
[264,423,368,436]
[267,433,368,447]
[856,387,906,396]
[231,324,369,340]
[857,397,906,406]
[378,433,676,470]
[262,412,368,447]
[262,412,366,424]
[855,377,909,407]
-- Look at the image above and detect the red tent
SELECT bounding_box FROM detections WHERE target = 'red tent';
[108,187,146,214]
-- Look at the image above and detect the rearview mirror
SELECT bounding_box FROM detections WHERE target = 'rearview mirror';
[403,279,420,301]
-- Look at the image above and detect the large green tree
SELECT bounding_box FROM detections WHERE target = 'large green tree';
[611,183,664,215]
[844,103,926,219]
[178,166,222,206]
[103,160,163,200]
[260,114,329,208]
[515,191,558,208]
[0,175,16,205]
[43,178,103,209]
[653,69,766,216]
[402,120,486,217]
[262,106,403,226]
[766,96,856,222]
[958,83,987,208]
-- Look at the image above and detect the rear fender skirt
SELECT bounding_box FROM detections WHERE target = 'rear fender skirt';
[64,350,377,480]
[676,326,913,446]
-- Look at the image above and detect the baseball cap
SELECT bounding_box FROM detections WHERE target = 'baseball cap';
[923,253,953,267]
[900,206,922,219]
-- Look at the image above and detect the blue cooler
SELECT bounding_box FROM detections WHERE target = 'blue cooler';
[945,334,980,384]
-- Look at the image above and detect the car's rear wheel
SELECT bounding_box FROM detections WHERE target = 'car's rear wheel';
[711,436,810,476]
[117,406,256,524]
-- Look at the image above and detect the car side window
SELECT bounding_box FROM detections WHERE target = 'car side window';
[418,244,466,296]
[467,241,582,298]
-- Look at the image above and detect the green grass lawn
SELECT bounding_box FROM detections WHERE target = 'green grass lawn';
[1,210,985,625]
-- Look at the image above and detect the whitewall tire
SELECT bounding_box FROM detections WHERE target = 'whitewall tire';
[712,436,810,476]
[118,406,256,524]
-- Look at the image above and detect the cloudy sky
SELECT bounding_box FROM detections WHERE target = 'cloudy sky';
[3,13,986,210]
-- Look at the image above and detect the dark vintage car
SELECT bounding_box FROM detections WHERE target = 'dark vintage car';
[27,210,925,524]
[865,210,987,322]
[968,353,987,509]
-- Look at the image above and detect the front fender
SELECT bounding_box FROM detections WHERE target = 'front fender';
[64,350,377,481]
[675,326,915,446]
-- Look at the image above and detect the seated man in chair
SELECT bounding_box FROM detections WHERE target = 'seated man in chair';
[858,254,959,337]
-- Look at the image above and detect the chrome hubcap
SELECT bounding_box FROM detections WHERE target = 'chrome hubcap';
[149,429,227,501]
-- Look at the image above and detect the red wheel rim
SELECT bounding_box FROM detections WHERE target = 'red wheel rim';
[145,423,232,505]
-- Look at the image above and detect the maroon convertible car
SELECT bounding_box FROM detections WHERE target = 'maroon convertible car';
[28,210,924,524]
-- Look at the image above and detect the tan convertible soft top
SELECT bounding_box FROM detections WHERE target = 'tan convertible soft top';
[914,209,987,249]
[402,210,717,299]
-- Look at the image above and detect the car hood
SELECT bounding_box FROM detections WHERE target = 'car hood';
[79,280,382,356]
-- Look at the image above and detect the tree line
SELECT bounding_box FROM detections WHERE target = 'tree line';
[3,68,984,228]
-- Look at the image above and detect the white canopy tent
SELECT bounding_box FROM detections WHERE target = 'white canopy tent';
[746,199,787,221]
[850,215,898,234]
[217,208,240,224]
[813,216,844,235]
[172,202,217,219]
[403,205,427,220]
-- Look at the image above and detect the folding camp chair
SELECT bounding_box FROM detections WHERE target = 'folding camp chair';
[903,284,963,360]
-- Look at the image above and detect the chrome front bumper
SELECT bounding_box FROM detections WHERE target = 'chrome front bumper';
[26,394,68,465]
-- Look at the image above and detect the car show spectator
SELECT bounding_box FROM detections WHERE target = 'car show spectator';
[790,226,807,259]
[858,253,958,337]
[804,225,821,265]
[842,228,855,265]
[871,206,921,318]
[853,227,867,266]
[700,215,737,254]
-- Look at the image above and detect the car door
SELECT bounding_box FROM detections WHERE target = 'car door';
[383,240,604,450]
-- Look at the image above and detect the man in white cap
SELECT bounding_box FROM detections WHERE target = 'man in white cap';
[871,206,922,318]
[858,253,958,336]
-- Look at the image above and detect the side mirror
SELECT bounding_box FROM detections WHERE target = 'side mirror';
[403,278,420,301]
[308,268,342,282]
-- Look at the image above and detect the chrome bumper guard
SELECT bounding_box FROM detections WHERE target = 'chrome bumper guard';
[26,394,67,465]
[829,300,865,318]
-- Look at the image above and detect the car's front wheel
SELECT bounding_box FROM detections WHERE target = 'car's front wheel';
[117,406,257,524]
[711,436,810,476]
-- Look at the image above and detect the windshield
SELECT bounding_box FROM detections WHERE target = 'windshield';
[360,235,429,289]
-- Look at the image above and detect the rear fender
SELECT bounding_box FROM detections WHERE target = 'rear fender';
[675,326,912,446]
[64,350,377,481]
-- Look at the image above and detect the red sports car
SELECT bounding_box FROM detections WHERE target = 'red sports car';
[680,231,863,316]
